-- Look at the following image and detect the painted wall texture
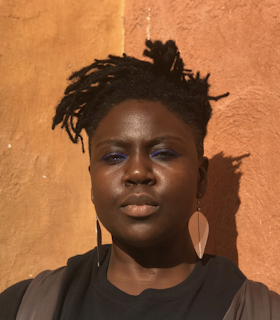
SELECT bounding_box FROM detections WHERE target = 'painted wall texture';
[124,0,280,292]
[0,0,123,292]
[1,0,280,295]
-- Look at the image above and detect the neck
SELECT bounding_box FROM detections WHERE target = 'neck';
[107,236,197,295]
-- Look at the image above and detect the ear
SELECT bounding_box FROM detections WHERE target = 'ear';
[197,156,208,198]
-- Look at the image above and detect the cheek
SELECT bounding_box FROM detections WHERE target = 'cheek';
[157,165,198,209]
[157,162,198,190]
[90,167,122,209]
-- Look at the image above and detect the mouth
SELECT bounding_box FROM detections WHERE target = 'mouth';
[120,193,159,218]
[121,204,159,218]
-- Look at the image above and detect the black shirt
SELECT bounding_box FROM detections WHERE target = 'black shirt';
[0,245,246,320]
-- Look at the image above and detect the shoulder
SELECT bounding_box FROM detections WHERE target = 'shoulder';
[191,255,246,318]
[223,279,280,320]
[0,246,107,320]
[244,280,280,314]
[203,254,246,282]
[15,267,66,320]
[64,245,110,275]
[0,279,32,320]
[0,268,66,320]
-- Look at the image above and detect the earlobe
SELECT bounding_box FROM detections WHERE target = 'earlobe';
[91,188,95,204]
[197,156,208,198]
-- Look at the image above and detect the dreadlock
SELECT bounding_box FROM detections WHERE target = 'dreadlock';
[52,39,228,157]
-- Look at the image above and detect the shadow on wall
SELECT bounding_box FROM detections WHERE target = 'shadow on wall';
[203,152,250,266]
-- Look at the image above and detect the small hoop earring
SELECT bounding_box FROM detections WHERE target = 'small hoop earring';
[95,215,102,267]
[188,198,209,259]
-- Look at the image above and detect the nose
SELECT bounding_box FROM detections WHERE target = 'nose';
[123,155,156,186]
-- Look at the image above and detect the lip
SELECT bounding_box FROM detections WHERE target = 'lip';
[121,204,159,218]
[121,193,159,207]
[120,193,159,218]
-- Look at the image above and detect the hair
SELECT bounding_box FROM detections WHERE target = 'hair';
[52,40,228,157]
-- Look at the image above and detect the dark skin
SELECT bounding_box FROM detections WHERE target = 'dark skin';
[89,100,208,295]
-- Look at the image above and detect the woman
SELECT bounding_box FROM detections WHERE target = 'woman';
[0,40,279,320]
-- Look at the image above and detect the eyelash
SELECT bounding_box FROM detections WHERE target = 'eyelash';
[101,153,127,163]
[101,149,179,164]
[151,149,179,160]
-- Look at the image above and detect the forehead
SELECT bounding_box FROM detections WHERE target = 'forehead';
[91,99,195,146]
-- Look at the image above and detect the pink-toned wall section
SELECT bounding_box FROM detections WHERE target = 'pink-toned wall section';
[124,0,280,292]
[0,0,123,292]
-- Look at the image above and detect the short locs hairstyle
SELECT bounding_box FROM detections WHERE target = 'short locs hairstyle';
[52,40,228,157]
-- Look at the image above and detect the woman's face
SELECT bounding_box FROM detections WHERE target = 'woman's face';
[89,100,208,247]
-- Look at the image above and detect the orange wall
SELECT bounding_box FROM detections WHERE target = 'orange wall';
[0,0,122,292]
[1,0,280,294]
[124,0,280,292]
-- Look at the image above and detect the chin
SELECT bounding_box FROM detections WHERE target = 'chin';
[112,229,170,249]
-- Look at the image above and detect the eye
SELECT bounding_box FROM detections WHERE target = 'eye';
[102,152,127,164]
[151,149,180,161]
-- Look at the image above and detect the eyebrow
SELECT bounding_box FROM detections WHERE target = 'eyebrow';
[95,136,184,148]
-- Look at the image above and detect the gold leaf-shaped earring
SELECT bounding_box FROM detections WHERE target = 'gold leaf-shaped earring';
[188,199,209,259]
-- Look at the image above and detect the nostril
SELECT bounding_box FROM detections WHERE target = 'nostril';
[125,179,137,185]
[124,177,155,186]
[125,178,151,185]
[142,178,154,185]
